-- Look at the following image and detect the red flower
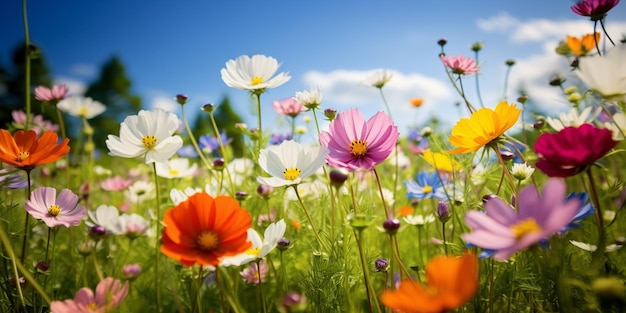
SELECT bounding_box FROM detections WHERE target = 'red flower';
[534,124,617,177]
[571,0,620,21]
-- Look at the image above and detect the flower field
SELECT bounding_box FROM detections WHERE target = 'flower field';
[2,0,626,312]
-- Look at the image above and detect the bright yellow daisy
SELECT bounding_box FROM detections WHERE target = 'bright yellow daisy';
[447,101,520,154]
[422,150,462,172]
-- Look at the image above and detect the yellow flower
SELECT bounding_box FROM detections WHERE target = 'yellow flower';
[422,150,462,172]
[566,32,600,57]
[447,101,520,154]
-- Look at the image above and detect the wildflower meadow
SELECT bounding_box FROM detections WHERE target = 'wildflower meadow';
[3,0,626,312]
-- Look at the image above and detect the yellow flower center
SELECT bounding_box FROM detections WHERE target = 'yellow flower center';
[79,106,88,116]
[16,151,30,162]
[350,139,368,158]
[197,231,219,250]
[510,218,542,240]
[169,169,179,176]
[246,247,261,256]
[87,302,98,310]
[283,167,301,180]
[422,185,433,194]
[141,135,157,149]
[47,204,61,217]
[251,76,264,86]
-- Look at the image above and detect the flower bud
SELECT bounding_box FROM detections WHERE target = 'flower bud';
[36,261,49,272]
[235,191,249,201]
[482,194,498,204]
[500,150,514,162]
[89,225,107,239]
[280,292,308,312]
[123,263,142,280]
[202,103,215,113]
[277,237,291,251]
[349,213,370,231]
[256,184,273,197]
[437,38,447,47]
[324,108,337,121]
[374,258,390,272]
[420,127,433,137]
[563,86,577,95]
[505,59,516,66]
[77,241,95,256]
[437,201,451,223]
[533,119,545,130]
[592,277,624,300]
[329,168,349,187]
[471,42,484,52]
[383,218,401,234]
[549,76,565,86]
[175,94,188,105]
[213,158,225,171]
[517,95,528,104]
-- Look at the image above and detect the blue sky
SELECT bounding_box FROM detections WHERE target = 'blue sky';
[2,0,626,137]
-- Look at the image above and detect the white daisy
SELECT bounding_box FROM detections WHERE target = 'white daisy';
[364,69,392,88]
[511,163,535,181]
[403,214,436,226]
[294,87,323,110]
[155,158,198,179]
[220,54,291,92]
[221,220,287,266]
[106,109,183,163]
[57,96,106,119]
[604,112,626,141]
[257,140,329,187]
[545,106,600,131]
[577,44,626,102]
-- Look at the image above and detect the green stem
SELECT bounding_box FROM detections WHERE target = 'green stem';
[292,185,327,250]
[20,169,32,263]
[181,104,212,171]
[209,110,235,193]
[372,168,389,218]
[473,50,485,108]
[193,265,203,313]
[151,162,163,312]
[354,229,382,313]
[378,87,393,121]
[256,260,267,313]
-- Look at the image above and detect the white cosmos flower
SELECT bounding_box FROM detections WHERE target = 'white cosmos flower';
[403,214,436,226]
[155,158,198,179]
[294,87,323,110]
[604,112,626,140]
[221,220,287,266]
[569,240,622,252]
[57,97,106,119]
[545,106,600,131]
[364,69,392,88]
[125,180,156,204]
[85,205,124,234]
[220,54,291,92]
[106,109,183,163]
[257,140,329,187]
[577,44,626,102]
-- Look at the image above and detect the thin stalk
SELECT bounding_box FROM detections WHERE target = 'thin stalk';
[390,235,412,279]
[151,162,163,312]
[474,50,485,108]
[20,169,33,263]
[593,21,602,56]
[378,87,393,121]
[256,260,267,313]
[193,265,203,313]
[442,222,448,255]
[56,107,70,186]
[372,168,389,218]
[354,229,382,313]
[599,18,616,46]
[292,185,327,250]
[180,104,212,170]
[208,110,235,193]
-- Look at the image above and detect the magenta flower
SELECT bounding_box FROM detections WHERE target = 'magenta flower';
[272,97,306,117]
[534,124,617,177]
[25,187,86,228]
[319,109,399,171]
[100,175,134,191]
[49,277,129,313]
[440,54,480,75]
[462,178,581,260]
[571,0,620,20]
[34,84,68,102]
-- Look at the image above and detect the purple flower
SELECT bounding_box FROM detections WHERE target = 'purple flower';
[25,187,86,228]
[462,178,581,260]
[269,133,293,145]
[563,192,595,231]
[571,0,620,21]
[319,108,398,171]
[199,132,231,157]
[0,168,28,189]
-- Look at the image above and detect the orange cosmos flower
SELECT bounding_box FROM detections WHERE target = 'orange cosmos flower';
[160,192,252,266]
[447,101,520,154]
[0,129,69,170]
[380,253,478,313]
[398,205,414,217]
[566,32,600,56]
[410,98,425,107]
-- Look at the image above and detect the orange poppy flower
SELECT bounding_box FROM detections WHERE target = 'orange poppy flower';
[0,129,70,170]
[566,32,600,56]
[160,192,252,266]
[380,253,478,313]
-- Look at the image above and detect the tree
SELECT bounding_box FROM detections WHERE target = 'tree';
[84,56,142,149]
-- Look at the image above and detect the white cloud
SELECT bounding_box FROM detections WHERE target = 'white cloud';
[477,12,519,33]
[301,69,456,131]
[53,76,87,96]
[150,95,179,113]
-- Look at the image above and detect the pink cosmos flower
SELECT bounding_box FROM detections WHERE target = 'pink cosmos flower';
[25,187,86,228]
[272,97,306,117]
[34,84,68,102]
[319,109,399,171]
[534,124,617,177]
[240,260,269,284]
[11,110,59,135]
[49,277,129,313]
[440,54,480,75]
[462,178,581,260]
[571,0,620,20]
[100,176,134,191]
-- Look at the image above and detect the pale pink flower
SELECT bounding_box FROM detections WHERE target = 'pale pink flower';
[34,84,68,102]
[25,187,86,228]
[440,54,480,75]
[11,110,59,135]
[319,108,399,171]
[272,97,305,117]
[49,277,129,313]
[100,176,133,191]
[240,260,269,284]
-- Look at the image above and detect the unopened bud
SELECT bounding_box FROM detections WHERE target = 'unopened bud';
[175,94,188,105]
[324,108,337,121]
